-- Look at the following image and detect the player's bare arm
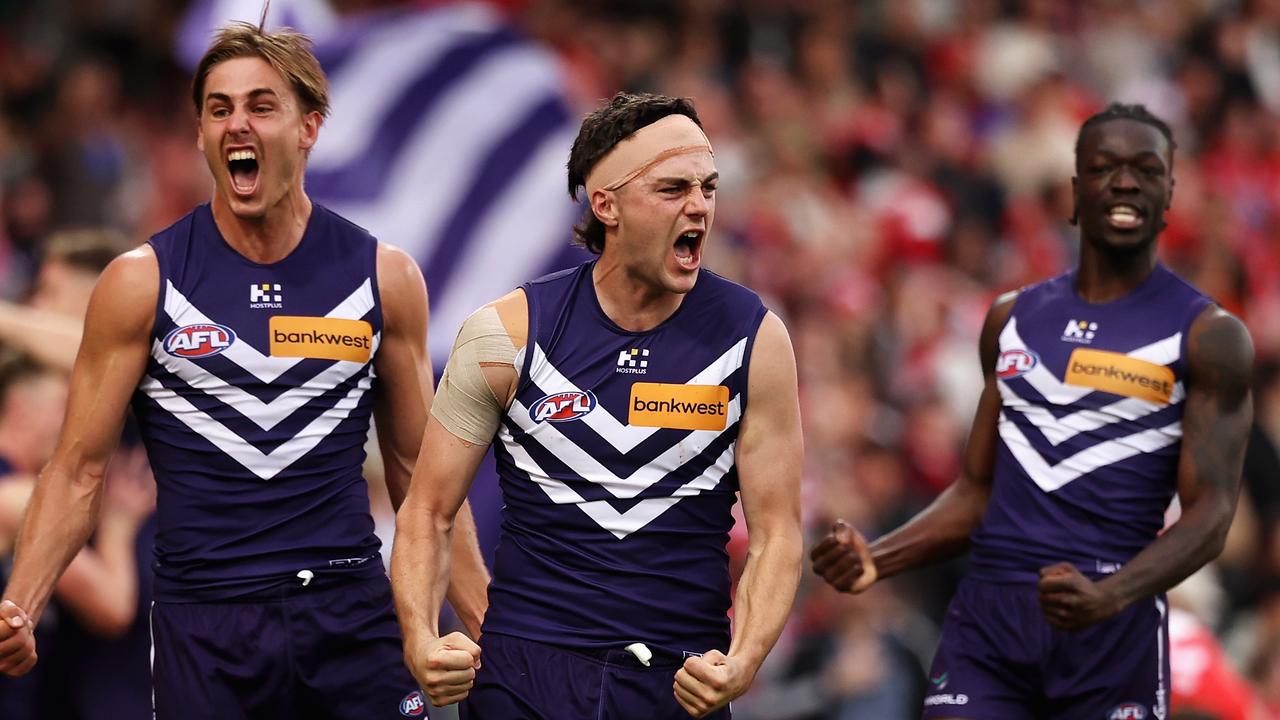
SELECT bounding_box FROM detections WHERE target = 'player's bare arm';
[373,242,488,637]
[811,291,1016,592]
[674,311,803,718]
[1038,306,1253,631]
[0,247,157,676]
[392,289,524,707]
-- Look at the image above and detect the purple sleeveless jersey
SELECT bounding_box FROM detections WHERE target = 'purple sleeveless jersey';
[134,203,385,601]
[483,261,767,655]
[970,263,1213,582]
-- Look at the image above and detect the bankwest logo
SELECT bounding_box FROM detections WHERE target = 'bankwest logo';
[628,382,729,431]
[1064,348,1174,404]
[250,283,283,309]
[269,316,373,363]
[1061,318,1098,344]
[617,347,650,374]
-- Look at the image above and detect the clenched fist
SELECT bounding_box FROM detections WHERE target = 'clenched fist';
[404,631,481,707]
[809,520,878,594]
[673,649,751,718]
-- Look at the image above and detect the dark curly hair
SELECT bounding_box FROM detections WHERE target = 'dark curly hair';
[1075,102,1176,165]
[567,92,703,254]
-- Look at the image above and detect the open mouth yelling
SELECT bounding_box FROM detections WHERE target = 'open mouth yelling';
[673,229,704,271]
[227,148,260,197]
[1105,203,1144,231]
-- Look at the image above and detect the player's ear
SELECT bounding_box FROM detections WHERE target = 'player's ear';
[299,110,321,151]
[196,121,205,153]
[592,188,619,228]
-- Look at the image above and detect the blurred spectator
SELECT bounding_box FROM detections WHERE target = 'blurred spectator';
[0,349,153,720]
[0,227,128,371]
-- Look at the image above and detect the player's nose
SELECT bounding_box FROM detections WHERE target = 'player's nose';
[1109,164,1140,192]
[227,105,252,134]
[683,187,709,216]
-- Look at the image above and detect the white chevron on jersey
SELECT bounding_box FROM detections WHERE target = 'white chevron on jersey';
[996,317,1187,491]
[998,318,1186,446]
[148,335,381,431]
[498,423,737,540]
[507,395,742,500]
[139,371,375,480]
[525,337,748,453]
[999,415,1182,493]
[162,278,375,384]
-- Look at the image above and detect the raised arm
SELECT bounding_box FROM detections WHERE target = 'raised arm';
[674,311,804,719]
[372,243,488,637]
[0,247,157,675]
[811,292,1015,592]
[1039,306,1254,630]
[392,289,524,707]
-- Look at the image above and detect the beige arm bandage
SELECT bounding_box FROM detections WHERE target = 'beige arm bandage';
[431,305,519,445]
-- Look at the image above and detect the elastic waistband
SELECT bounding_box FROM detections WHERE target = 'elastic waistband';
[154,555,385,603]
[486,632,711,670]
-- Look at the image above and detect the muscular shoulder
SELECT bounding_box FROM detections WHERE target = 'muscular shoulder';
[746,311,797,392]
[1186,305,1253,396]
[91,245,159,337]
[376,243,426,304]
[376,243,427,331]
[752,311,791,356]
[478,289,528,351]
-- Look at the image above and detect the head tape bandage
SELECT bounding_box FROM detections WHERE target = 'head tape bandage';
[584,114,714,197]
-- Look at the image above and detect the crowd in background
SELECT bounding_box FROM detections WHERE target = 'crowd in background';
[1,1,1279,718]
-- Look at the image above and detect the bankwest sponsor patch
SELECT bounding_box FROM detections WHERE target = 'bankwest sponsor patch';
[269,316,373,362]
[628,383,729,431]
[1064,348,1174,404]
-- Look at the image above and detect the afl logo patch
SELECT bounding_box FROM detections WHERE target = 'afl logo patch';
[1106,703,1147,719]
[163,323,235,358]
[996,349,1038,379]
[530,390,597,423]
[399,690,426,717]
